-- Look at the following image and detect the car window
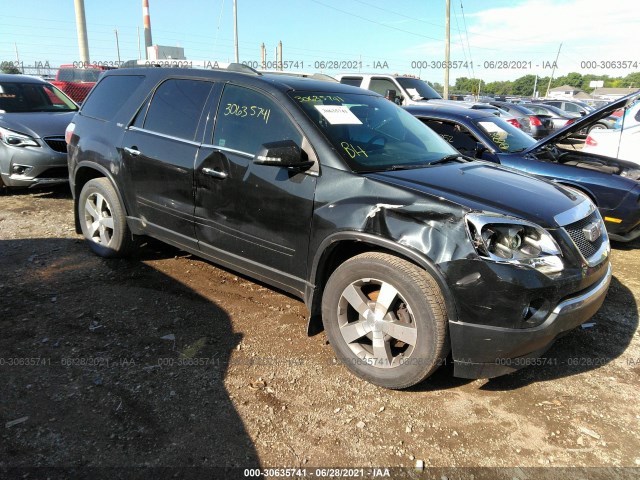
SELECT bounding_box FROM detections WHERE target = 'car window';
[564,103,581,113]
[142,78,214,141]
[422,119,478,156]
[82,75,144,120]
[0,82,77,113]
[339,77,363,87]
[369,78,399,97]
[213,84,302,154]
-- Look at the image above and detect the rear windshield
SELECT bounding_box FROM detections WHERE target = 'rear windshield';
[0,81,78,113]
[290,91,458,172]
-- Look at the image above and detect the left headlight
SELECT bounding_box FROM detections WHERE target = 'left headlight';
[466,213,564,275]
[0,127,40,147]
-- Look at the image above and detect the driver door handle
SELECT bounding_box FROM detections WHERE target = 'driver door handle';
[124,147,141,156]
[202,167,228,179]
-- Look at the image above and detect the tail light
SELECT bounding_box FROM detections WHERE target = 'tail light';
[65,122,75,144]
[506,118,523,129]
[586,135,598,146]
[529,115,542,127]
[565,118,576,126]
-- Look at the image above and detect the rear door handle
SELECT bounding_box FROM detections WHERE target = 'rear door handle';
[202,167,228,179]
[124,147,141,156]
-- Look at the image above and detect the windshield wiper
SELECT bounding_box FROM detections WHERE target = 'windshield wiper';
[429,154,466,165]
[382,164,428,171]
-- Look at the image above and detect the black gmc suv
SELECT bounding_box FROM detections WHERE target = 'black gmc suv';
[66,66,611,389]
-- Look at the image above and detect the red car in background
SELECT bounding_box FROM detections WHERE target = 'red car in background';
[50,64,115,104]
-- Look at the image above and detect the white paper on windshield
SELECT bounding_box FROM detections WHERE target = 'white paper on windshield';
[406,88,421,100]
[478,121,507,138]
[314,105,362,125]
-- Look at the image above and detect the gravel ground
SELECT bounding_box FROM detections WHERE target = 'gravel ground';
[0,185,639,479]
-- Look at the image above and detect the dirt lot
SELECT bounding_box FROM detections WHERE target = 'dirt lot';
[1,185,639,478]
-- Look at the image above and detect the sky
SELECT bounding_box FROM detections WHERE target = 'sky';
[1,0,639,84]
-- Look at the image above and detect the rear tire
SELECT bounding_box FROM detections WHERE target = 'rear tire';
[321,252,449,389]
[587,123,607,133]
[78,178,135,258]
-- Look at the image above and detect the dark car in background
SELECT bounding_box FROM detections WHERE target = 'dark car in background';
[488,101,553,139]
[66,66,611,388]
[407,92,640,241]
[0,74,78,189]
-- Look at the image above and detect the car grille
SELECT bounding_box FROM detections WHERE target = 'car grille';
[44,136,67,153]
[563,211,605,259]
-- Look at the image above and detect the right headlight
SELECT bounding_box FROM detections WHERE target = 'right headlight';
[466,213,564,275]
[0,127,39,147]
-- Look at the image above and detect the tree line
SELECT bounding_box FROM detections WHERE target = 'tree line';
[429,71,640,97]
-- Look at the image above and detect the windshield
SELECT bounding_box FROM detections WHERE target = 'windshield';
[474,117,536,153]
[0,82,78,113]
[290,91,459,171]
[396,78,442,101]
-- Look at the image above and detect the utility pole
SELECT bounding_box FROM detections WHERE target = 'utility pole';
[233,0,239,63]
[137,27,142,60]
[443,0,450,99]
[74,0,90,64]
[545,42,562,98]
[114,29,121,64]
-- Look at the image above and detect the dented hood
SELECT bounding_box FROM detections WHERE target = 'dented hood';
[364,161,582,228]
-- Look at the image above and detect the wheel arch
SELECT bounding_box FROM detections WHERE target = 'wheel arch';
[305,232,458,336]
[73,163,128,234]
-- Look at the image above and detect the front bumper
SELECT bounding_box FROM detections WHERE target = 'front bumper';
[0,142,68,188]
[450,262,612,379]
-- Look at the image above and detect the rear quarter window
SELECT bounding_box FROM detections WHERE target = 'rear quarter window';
[80,75,145,121]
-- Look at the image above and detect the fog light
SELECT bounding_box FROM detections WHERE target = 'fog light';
[11,164,32,175]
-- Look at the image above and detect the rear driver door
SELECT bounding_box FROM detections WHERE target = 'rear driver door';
[121,78,214,250]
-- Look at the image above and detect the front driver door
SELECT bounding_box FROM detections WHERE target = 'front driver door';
[194,84,317,293]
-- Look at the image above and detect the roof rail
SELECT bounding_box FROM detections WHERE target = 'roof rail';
[226,63,261,75]
[260,71,338,82]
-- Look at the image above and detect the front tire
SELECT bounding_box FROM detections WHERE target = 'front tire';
[78,178,135,258]
[321,252,449,389]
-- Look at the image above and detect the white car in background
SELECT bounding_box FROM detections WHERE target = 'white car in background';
[583,124,640,165]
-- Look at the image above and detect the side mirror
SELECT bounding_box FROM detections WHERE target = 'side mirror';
[474,142,489,158]
[254,140,314,170]
[385,89,397,104]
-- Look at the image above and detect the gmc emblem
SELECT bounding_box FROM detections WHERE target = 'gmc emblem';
[583,222,602,243]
